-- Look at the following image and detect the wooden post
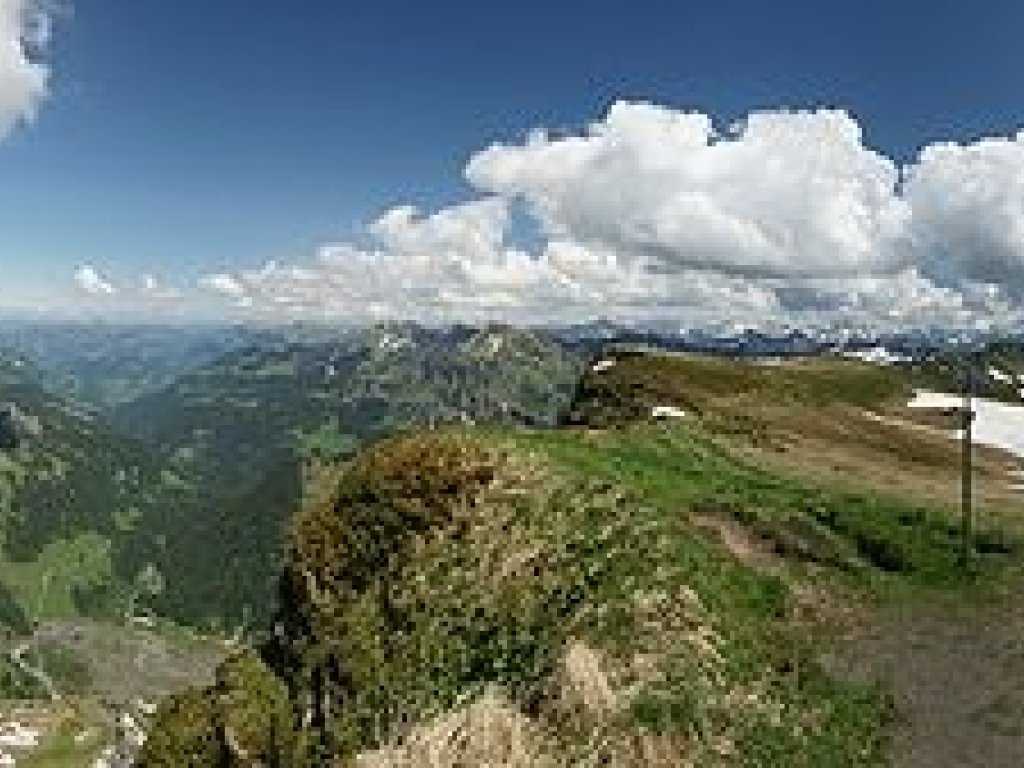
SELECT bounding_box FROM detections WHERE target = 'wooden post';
[960,351,974,568]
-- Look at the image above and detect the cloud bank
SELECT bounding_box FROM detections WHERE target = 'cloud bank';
[0,0,50,138]
[141,274,182,301]
[92,102,1024,329]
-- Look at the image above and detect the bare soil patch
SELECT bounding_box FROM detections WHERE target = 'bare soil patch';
[826,581,1024,767]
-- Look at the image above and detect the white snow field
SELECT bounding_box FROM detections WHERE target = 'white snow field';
[907,390,1024,459]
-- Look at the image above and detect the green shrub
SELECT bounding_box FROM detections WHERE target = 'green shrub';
[138,651,297,767]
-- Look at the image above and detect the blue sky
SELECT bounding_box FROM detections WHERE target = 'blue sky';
[3,0,1024,325]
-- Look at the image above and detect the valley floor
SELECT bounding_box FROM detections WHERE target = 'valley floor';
[1,619,223,766]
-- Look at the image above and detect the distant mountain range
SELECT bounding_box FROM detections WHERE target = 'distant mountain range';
[0,323,260,413]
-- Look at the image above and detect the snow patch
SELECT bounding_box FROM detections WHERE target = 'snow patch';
[377,333,412,351]
[843,346,910,366]
[988,367,1015,386]
[591,359,616,373]
[0,721,40,748]
[652,405,688,420]
[908,390,1024,459]
[907,391,963,411]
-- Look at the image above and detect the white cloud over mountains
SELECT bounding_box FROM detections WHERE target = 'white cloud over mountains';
[141,274,182,301]
[905,132,1024,295]
[467,104,910,280]
[90,102,1024,328]
[194,197,780,326]
[0,0,49,139]
[2,2,1018,330]
[74,264,116,295]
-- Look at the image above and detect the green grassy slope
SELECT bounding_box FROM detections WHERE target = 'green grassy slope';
[141,352,1024,766]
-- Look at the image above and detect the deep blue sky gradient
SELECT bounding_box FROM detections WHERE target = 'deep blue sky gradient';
[3,0,1024,302]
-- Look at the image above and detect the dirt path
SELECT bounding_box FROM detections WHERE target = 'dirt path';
[826,581,1024,767]
[693,502,1024,765]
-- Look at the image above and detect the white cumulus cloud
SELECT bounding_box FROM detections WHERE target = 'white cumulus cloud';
[0,0,50,139]
[905,131,1024,294]
[199,272,253,307]
[190,101,1024,328]
[141,274,182,301]
[195,198,780,326]
[74,264,116,296]
[466,102,910,280]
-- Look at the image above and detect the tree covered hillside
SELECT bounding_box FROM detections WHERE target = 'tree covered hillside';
[105,325,584,629]
[0,351,193,628]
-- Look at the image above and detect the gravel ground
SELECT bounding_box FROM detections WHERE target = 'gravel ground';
[827,579,1024,767]
[28,619,223,707]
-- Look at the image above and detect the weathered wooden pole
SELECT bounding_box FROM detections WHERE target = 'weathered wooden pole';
[960,350,975,569]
